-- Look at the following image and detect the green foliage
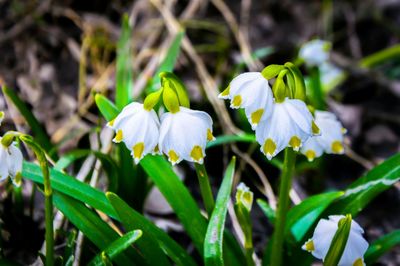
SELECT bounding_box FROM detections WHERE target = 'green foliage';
[365,230,400,264]
[204,157,236,266]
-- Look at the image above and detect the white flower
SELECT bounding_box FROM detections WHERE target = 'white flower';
[0,138,23,186]
[108,102,160,164]
[301,110,346,161]
[235,182,253,212]
[159,107,214,165]
[219,72,273,129]
[299,40,331,67]
[320,62,345,88]
[255,98,316,159]
[302,215,368,266]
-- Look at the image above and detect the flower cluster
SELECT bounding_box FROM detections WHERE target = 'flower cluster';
[300,110,346,161]
[219,66,319,160]
[303,215,368,266]
[109,73,214,165]
[0,112,23,186]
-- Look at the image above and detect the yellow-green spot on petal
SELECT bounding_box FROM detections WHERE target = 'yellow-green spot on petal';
[251,109,264,125]
[312,121,320,135]
[114,129,123,142]
[353,258,364,266]
[305,150,316,162]
[289,136,301,150]
[219,86,230,97]
[190,145,204,162]
[341,127,347,134]
[133,142,144,159]
[263,139,276,157]
[108,119,115,127]
[231,95,242,108]
[168,150,179,163]
[153,144,159,154]
[332,141,344,154]
[207,129,215,141]
[304,240,315,252]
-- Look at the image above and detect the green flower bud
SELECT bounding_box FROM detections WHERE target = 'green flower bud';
[272,69,288,103]
[235,182,254,212]
[284,62,306,101]
[143,89,163,111]
[160,72,190,108]
[162,82,180,113]
[261,64,285,80]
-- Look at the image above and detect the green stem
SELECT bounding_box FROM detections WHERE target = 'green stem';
[244,239,255,266]
[309,67,326,110]
[19,135,54,266]
[269,148,296,266]
[194,163,215,217]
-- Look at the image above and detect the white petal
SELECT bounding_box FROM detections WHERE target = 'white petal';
[338,231,369,266]
[7,144,23,178]
[0,147,9,182]
[256,102,295,159]
[314,111,345,153]
[311,218,338,260]
[159,108,211,164]
[299,39,330,67]
[229,72,263,97]
[300,137,324,161]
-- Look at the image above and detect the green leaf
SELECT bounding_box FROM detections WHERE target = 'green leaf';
[107,192,196,266]
[256,199,275,223]
[204,157,236,266]
[95,94,119,121]
[147,31,184,93]
[206,134,256,149]
[324,215,352,266]
[54,149,119,192]
[2,86,56,158]
[140,155,207,253]
[88,230,143,266]
[327,152,400,216]
[287,191,344,242]
[22,161,118,219]
[365,230,400,264]
[53,193,144,265]
[116,14,133,109]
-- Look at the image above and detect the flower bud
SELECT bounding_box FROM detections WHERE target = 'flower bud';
[235,182,253,212]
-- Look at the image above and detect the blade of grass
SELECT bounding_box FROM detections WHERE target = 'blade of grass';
[204,157,236,266]
[2,86,56,159]
[116,14,133,109]
[88,230,143,266]
[107,192,196,266]
[365,230,400,264]
[146,31,184,93]
[53,192,144,265]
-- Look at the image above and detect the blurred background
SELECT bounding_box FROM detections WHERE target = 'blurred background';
[0,0,399,264]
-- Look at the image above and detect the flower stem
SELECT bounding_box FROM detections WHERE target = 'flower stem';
[269,148,296,266]
[194,163,215,217]
[19,135,54,266]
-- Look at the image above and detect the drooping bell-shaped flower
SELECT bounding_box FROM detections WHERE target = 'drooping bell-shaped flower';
[299,39,331,67]
[159,107,214,165]
[218,72,273,129]
[0,138,23,186]
[108,102,160,164]
[302,215,368,266]
[300,110,346,161]
[255,98,316,159]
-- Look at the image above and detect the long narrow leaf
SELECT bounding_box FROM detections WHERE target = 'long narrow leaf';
[53,193,144,265]
[327,152,400,216]
[95,94,120,121]
[89,230,143,266]
[2,86,55,158]
[116,14,133,109]
[147,31,184,93]
[204,157,236,266]
[365,230,400,264]
[140,155,207,253]
[287,191,344,242]
[23,162,118,219]
[107,192,196,266]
